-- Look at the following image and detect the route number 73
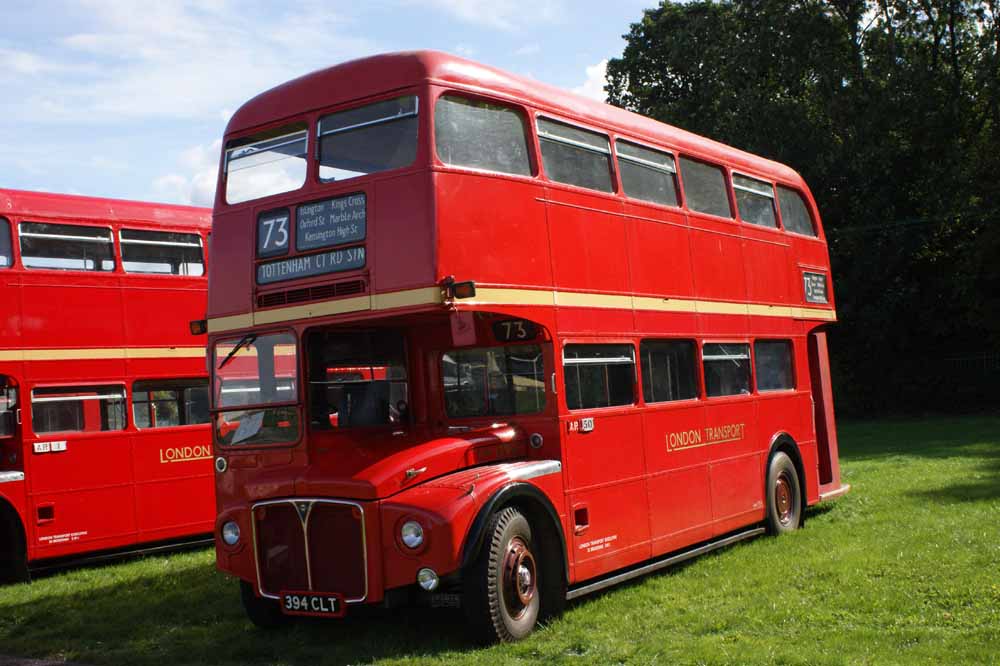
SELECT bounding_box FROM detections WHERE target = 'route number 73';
[258,214,289,254]
[492,319,537,342]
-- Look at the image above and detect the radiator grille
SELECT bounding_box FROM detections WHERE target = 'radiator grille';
[256,279,366,309]
[252,499,368,601]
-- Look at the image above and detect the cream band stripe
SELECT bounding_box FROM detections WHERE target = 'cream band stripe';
[207,286,837,332]
[0,347,205,362]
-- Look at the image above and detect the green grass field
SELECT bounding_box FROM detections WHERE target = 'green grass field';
[1,416,998,665]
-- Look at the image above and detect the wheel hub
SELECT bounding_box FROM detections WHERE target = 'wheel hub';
[775,473,793,524]
[502,536,537,618]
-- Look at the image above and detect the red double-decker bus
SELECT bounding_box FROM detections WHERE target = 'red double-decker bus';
[0,189,213,582]
[207,51,849,641]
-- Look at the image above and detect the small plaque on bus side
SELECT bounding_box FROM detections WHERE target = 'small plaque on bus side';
[296,193,366,251]
[803,271,829,304]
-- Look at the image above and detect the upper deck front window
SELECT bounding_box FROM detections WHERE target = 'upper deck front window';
[225,124,308,205]
[435,95,531,176]
[318,96,418,182]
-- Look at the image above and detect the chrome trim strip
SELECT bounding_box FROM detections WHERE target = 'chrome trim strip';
[538,132,611,156]
[0,471,24,484]
[617,153,676,174]
[566,527,765,601]
[506,460,562,481]
[251,498,369,603]
[319,106,419,137]
[19,232,112,243]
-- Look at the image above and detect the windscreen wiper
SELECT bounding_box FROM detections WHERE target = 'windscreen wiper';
[217,334,257,370]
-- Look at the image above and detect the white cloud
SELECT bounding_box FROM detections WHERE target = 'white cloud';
[572,59,609,102]
[4,1,379,123]
[153,139,221,207]
[418,0,567,30]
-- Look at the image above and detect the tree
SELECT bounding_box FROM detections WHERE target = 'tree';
[607,0,1000,414]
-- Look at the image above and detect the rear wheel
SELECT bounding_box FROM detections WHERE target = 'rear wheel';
[240,580,288,629]
[766,451,802,535]
[464,507,541,643]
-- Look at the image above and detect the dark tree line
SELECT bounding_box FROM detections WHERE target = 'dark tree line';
[606,0,1000,415]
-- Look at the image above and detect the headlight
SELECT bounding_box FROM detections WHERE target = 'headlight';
[400,520,424,549]
[222,521,241,546]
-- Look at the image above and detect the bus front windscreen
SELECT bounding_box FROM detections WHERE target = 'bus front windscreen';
[307,329,408,429]
[213,332,299,446]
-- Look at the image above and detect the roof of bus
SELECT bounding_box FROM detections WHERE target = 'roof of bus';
[0,188,211,228]
[226,50,804,186]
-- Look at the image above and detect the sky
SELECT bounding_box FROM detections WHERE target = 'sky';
[0,0,655,208]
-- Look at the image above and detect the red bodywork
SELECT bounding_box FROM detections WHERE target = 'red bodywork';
[208,52,847,608]
[0,189,213,569]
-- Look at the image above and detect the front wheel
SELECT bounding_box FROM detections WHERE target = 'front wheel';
[765,451,802,535]
[464,507,541,643]
[240,580,288,629]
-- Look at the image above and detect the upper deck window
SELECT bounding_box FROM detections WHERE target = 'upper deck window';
[777,186,818,237]
[443,345,545,418]
[121,229,204,275]
[733,174,777,228]
[225,124,308,205]
[435,95,531,176]
[616,140,679,207]
[19,222,114,272]
[318,96,418,182]
[0,218,11,268]
[537,117,614,193]
[679,157,732,218]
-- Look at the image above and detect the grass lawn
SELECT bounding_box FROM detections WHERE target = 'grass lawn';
[1,416,998,665]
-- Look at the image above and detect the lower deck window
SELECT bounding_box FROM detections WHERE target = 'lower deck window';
[31,385,126,434]
[133,379,209,428]
[563,344,635,410]
[702,343,751,397]
[640,340,698,403]
[0,381,16,437]
[755,340,794,391]
[443,345,545,417]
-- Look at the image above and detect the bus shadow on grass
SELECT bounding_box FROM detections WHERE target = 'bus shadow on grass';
[0,560,474,666]
[907,454,1000,504]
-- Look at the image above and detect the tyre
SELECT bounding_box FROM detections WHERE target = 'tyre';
[464,507,542,643]
[240,580,288,629]
[0,509,28,585]
[765,451,802,535]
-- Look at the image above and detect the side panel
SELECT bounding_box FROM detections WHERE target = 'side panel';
[130,425,214,542]
[562,410,651,582]
[705,396,762,535]
[642,401,713,556]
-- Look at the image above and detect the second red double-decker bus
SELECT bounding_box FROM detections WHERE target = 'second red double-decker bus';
[207,51,848,641]
[0,189,213,582]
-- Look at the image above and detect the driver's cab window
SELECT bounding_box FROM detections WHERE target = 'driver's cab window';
[307,329,408,429]
[0,380,17,437]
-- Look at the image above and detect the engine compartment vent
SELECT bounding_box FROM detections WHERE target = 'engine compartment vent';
[257,279,367,309]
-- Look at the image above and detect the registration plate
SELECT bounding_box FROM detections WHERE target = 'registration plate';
[279,591,345,617]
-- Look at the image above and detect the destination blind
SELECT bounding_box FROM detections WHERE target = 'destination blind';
[296,193,366,251]
[256,246,365,285]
